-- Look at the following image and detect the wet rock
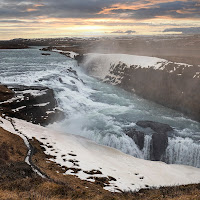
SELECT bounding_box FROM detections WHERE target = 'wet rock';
[74,54,84,64]
[151,132,168,161]
[136,121,173,133]
[124,128,145,150]
[0,85,64,125]
[136,121,171,161]
[41,53,50,56]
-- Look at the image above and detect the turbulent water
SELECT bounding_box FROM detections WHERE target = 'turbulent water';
[0,47,200,167]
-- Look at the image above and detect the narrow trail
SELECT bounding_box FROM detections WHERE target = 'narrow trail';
[7,117,50,179]
[3,117,74,187]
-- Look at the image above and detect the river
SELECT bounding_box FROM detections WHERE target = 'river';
[0,46,199,167]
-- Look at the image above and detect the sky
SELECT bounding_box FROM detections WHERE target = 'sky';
[0,0,200,40]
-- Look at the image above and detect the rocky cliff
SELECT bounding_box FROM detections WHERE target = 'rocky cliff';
[0,85,64,125]
[82,54,200,122]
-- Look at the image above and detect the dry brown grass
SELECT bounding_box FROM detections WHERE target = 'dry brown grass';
[0,127,27,163]
[0,85,14,102]
[0,127,200,199]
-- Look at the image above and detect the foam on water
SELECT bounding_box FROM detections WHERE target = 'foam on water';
[0,47,200,167]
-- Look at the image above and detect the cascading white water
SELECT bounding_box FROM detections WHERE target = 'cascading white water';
[143,135,152,160]
[0,47,200,168]
[166,137,200,168]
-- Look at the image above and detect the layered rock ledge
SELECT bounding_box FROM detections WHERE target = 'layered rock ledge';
[0,85,64,125]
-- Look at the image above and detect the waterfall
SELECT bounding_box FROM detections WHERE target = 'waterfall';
[143,135,152,160]
[165,137,200,168]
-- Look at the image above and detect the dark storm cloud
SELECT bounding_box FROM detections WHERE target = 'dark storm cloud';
[111,1,200,20]
[163,27,200,34]
[0,0,199,20]
[0,0,125,19]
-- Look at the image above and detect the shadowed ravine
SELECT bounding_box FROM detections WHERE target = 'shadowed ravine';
[0,47,200,168]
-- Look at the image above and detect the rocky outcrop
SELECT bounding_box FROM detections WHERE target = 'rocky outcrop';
[136,121,173,133]
[0,85,64,125]
[123,127,144,150]
[75,54,84,64]
[80,53,200,121]
[124,121,173,161]
[41,53,50,56]
[151,132,168,161]
[136,121,172,161]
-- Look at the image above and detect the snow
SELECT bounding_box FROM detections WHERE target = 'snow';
[83,53,194,80]
[83,53,168,79]
[0,96,24,104]
[12,106,26,112]
[20,89,47,97]
[52,49,79,59]
[33,102,50,107]
[1,117,200,192]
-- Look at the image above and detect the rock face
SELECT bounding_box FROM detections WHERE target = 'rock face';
[103,60,200,122]
[123,128,144,150]
[0,85,64,125]
[75,54,84,64]
[136,121,172,161]
[151,132,168,161]
[82,54,200,122]
[123,121,172,161]
[136,121,173,133]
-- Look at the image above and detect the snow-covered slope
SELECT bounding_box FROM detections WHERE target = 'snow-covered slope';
[82,53,194,80]
[1,117,200,192]
[82,53,168,79]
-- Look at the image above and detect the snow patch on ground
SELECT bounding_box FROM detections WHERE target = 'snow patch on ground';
[1,117,200,192]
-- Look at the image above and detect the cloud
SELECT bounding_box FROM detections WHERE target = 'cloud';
[0,0,200,39]
[0,0,199,20]
[99,1,200,20]
[163,27,200,34]
[125,30,136,34]
[111,30,136,34]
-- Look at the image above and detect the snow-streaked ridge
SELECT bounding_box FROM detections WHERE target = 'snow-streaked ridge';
[83,53,168,79]
[82,53,194,80]
[1,117,200,192]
